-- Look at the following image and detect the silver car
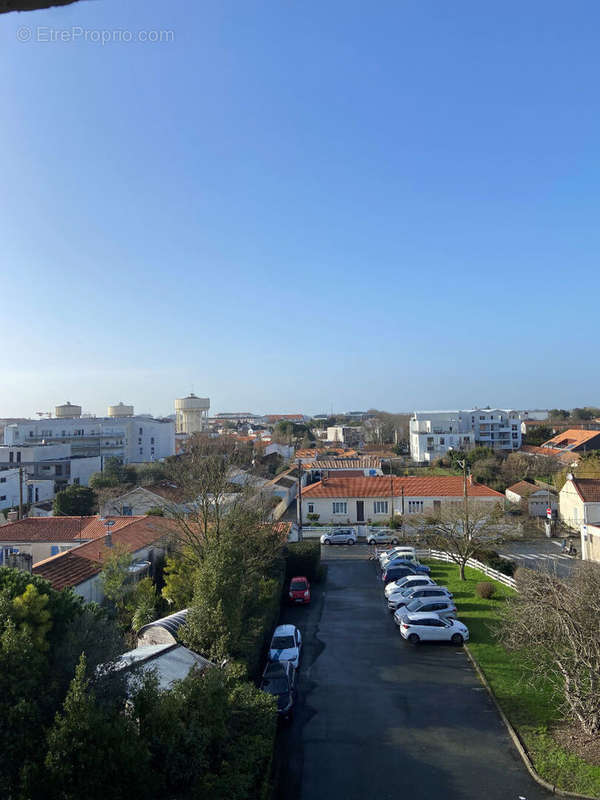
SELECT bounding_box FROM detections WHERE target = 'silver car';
[366,529,400,546]
[394,598,457,625]
[320,528,357,546]
[388,586,452,611]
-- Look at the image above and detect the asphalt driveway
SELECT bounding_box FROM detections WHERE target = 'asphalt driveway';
[275,546,552,800]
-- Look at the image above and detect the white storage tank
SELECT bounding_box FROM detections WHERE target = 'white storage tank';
[175,394,210,434]
[55,401,82,419]
[108,402,134,418]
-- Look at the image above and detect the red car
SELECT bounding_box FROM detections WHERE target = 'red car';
[288,576,311,605]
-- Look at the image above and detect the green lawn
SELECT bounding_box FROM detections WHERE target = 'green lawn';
[426,561,600,796]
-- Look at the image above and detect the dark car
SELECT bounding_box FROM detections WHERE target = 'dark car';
[383,558,431,575]
[382,564,423,585]
[260,661,296,720]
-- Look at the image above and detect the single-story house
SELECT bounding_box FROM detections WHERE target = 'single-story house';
[559,475,600,530]
[265,442,295,460]
[304,457,384,480]
[0,514,142,566]
[101,483,189,517]
[301,475,502,524]
[33,516,177,603]
[505,481,557,517]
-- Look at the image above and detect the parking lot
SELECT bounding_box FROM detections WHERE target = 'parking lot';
[274,544,551,800]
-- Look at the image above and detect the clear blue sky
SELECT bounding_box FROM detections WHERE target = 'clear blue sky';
[2,0,599,418]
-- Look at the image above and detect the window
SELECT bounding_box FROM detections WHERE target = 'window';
[439,437,445,445]
[0,477,5,484]
[50,545,59,556]
[123,505,133,516]
[408,500,424,513]
[139,447,143,455]
[0,496,5,502]
[151,437,155,444]
[374,501,388,514]
[55,465,62,476]
[16,452,21,464]
[308,503,314,513]
[479,416,485,420]
[9,452,13,463]
[138,438,142,445]
[139,427,143,435]
[332,501,347,515]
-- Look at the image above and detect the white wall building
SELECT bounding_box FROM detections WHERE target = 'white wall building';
[410,409,522,463]
[175,394,210,435]
[0,443,100,496]
[3,415,174,465]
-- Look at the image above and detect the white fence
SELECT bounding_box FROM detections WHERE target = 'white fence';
[418,548,517,590]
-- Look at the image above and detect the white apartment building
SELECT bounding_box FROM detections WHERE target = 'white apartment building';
[0,468,55,512]
[0,443,100,490]
[410,409,522,463]
[3,416,174,465]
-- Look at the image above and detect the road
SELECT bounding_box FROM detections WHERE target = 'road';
[274,544,551,800]
[498,538,580,578]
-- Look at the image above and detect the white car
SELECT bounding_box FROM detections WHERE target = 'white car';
[388,586,453,611]
[378,546,417,567]
[366,529,400,546]
[394,598,457,625]
[399,613,469,646]
[269,624,302,669]
[384,575,436,598]
[320,528,357,546]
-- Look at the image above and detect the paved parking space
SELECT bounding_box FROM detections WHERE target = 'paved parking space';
[274,548,551,800]
[499,539,579,578]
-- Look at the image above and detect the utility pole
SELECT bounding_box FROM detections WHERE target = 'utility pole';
[18,466,23,520]
[296,459,303,541]
[460,458,469,538]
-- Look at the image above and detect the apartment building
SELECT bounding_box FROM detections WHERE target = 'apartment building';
[3,415,174,465]
[0,467,54,513]
[410,409,522,463]
[0,442,100,492]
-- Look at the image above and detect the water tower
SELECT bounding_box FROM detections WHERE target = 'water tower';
[108,402,134,418]
[175,394,210,434]
[55,401,82,419]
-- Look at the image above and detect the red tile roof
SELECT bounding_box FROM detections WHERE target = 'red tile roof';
[301,476,502,499]
[520,445,581,465]
[506,481,543,498]
[0,515,142,543]
[33,517,178,591]
[571,478,600,503]
[542,429,600,450]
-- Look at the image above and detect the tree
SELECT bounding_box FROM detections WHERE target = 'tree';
[422,500,508,580]
[12,583,52,650]
[500,563,600,735]
[99,545,132,607]
[53,485,97,516]
[522,424,554,446]
[44,654,151,800]
[127,577,159,633]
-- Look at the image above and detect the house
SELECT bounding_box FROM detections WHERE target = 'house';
[304,457,384,479]
[295,448,357,465]
[101,483,189,517]
[410,409,522,463]
[559,475,600,530]
[301,475,502,524]
[0,442,100,492]
[33,516,176,602]
[540,429,600,455]
[519,444,580,467]
[581,523,600,563]
[0,467,54,512]
[505,481,557,517]
[0,514,139,565]
[264,442,295,460]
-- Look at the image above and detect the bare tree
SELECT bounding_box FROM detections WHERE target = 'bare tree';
[500,563,600,736]
[421,500,509,580]
[162,434,276,565]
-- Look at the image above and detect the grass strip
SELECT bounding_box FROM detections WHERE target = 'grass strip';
[426,560,600,797]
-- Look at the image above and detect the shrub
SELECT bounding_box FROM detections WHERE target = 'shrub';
[476,581,496,599]
[284,541,321,582]
[475,548,516,577]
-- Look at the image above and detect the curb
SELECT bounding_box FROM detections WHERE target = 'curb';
[464,644,599,800]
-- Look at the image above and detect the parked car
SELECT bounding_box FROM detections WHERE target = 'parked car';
[394,598,457,624]
[384,575,436,598]
[320,528,357,546]
[269,624,302,668]
[399,613,469,646]
[260,661,296,719]
[382,564,423,585]
[367,529,400,545]
[378,546,416,566]
[288,576,311,605]
[388,586,453,611]
[383,557,430,575]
